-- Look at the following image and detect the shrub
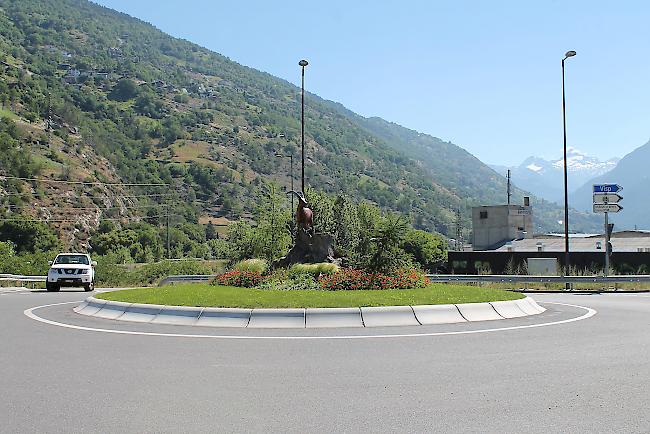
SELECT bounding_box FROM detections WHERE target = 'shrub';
[319,268,430,291]
[232,258,268,274]
[213,270,266,288]
[289,262,339,277]
[257,272,321,291]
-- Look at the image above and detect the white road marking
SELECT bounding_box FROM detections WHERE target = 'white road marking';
[23,301,597,340]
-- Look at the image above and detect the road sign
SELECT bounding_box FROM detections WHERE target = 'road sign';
[593,193,623,204]
[593,203,623,213]
[593,184,623,193]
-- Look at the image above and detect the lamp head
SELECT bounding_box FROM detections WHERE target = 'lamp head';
[564,50,577,58]
[299,59,309,67]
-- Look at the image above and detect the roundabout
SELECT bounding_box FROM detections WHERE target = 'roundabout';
[24,296,594,340]
[68,295,549,329]
[3,289,649,432]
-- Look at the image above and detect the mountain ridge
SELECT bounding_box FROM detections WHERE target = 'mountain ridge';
[0,0,601,249]
[572,139,650,229]
[490,148,619,204]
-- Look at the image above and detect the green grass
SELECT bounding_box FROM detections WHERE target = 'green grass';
[97,283,524,308]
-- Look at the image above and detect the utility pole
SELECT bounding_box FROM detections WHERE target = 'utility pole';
[456,207,462,251]
[47,92,53,145]
[166,201,170,259]
[506,169,511,205]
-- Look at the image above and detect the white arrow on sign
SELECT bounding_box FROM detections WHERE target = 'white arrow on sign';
[593,193,623,204]
[593,203,623,213]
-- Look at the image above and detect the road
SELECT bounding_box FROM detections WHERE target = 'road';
[1,288,649,433]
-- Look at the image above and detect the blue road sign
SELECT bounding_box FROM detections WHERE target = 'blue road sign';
[593,184,623,193]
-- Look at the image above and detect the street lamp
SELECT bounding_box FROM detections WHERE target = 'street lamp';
[562,50,576,276]
[299,59,308,193]
[275,152,294,211]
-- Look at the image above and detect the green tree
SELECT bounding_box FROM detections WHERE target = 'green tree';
[108,79,139,101]
[0,220,62,254]
[365,213,411,273]
[401,229,447,271]
[253,182,292,262]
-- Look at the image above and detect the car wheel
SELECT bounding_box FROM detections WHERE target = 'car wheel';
[84,281,95,292]
[46,283,60,292]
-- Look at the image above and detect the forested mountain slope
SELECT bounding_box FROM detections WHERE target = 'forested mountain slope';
[0,0,599,251]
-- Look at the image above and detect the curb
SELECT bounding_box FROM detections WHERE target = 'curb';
[76,296,546,329]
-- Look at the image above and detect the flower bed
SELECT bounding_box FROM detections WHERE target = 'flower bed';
[213,270,267,288]
[318,268,429,291]
[213,265,429,291]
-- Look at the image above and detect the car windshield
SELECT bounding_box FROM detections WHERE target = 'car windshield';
[54,255,89,265]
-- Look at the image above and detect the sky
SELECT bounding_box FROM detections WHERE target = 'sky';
[94,0,650,166]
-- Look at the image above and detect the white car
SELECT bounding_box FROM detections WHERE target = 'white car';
[46,253,97,292]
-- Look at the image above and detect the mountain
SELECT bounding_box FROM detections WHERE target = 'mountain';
[491,148,619,204]
[0,0,601,250]
[572,139,650,230]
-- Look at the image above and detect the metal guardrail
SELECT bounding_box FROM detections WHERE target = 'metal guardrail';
[0,273,46,283]
[159,273,650,287]
[159,274,217,286]
[425,274,650,283]
[3,272,649,288]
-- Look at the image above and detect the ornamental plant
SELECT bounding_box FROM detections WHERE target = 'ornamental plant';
[232,258,268,274]
[213,270,267,288]
[318,268,429,291]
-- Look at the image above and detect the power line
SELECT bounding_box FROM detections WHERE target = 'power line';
[0,176,169,187]
[5,203,169,211]
[0,214,182,223]
[0,192,172,199]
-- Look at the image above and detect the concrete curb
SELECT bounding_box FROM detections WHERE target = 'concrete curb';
[76,296,545,329]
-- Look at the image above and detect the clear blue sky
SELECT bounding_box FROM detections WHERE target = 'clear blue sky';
[95,0,649,166]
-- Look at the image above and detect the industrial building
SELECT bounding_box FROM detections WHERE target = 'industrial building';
[449,197,650,274]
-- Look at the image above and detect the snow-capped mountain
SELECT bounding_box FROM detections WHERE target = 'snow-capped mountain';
[490,148,619,203]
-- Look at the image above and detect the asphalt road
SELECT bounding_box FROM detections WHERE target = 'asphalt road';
[1,288,649,433]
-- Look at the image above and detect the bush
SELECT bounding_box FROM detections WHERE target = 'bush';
[213,270,266,288]
[319,268,430,291]
[401,229,446,271]
[232,258,268,274]
[257,272,321,291]
[289,262,339,277]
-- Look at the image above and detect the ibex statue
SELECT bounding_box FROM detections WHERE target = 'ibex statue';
[287,190,313,232]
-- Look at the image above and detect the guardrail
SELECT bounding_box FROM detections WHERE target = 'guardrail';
[0,274,46,284]
[159,274,217,286]
[158,273,650,287]
[3,272,649,288]
[424,274,650,283]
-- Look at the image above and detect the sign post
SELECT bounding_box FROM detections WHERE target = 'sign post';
[604,212,609,276]
[593,184,623,277]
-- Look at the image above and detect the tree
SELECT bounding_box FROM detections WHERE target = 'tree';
[365,213,411,273]
[253,182,292,262]
[205,223,218,240]
[402,229,447,271]
[0,220,62,254]
[108,79,139,101]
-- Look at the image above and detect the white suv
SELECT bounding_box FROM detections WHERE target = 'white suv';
[46,253,97,292]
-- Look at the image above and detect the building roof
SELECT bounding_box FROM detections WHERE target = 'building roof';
[490,235,650,253]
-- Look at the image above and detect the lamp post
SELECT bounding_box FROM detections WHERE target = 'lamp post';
[275,153,294,210]
[299,59,308,193]
[562,50,576,277]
